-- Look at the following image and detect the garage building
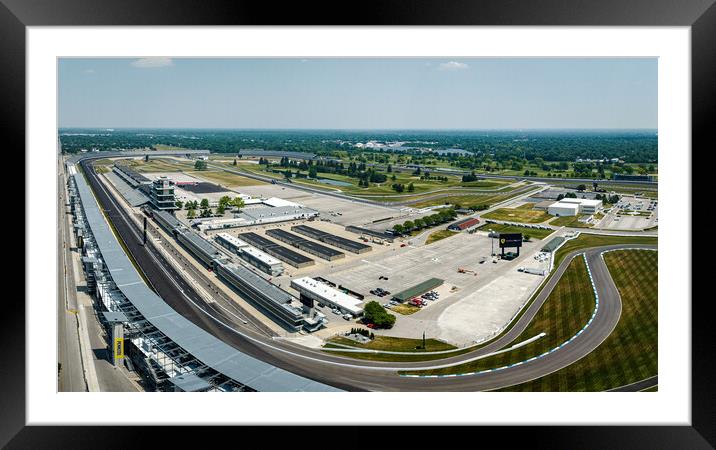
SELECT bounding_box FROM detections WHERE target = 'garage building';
[548,202,580,217]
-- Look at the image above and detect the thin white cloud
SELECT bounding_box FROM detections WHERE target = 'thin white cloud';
[130,57,174,68]
[438,61,469,71]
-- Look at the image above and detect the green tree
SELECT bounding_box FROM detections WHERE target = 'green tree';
[392,224,405,235]
[232,197,245,211]
[187,209,195,219]
[216,204,226,215]
[219,195,231,207]
[363,301,396,328]
[407,182,415,192]
[194,160,207,171]
[175,200,184,209]
[403,220,414,231]
[200,198,210,209]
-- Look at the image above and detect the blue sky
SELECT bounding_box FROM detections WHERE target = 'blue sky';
[58,58,657,129]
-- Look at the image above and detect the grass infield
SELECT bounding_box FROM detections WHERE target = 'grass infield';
[482,203,552,224]
[321,335,471,362]
[498,249,657,391]
[425,229,458,245]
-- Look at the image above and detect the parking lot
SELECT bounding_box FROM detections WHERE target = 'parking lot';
[301,230,550,345]
[596,195,658,230]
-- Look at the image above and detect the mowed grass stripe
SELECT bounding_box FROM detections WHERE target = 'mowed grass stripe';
[499,249,657,391]
[403,255,595,376]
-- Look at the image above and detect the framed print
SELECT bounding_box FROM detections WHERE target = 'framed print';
[4,0,712,446]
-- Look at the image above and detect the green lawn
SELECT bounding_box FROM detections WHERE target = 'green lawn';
[550,214,594,228]
[128,158,194,173]
[328,335,456,352]
[322,335,469,362]
[499,249,658,391]
[403,256,595,376]
[186,170,265,187]
[228,160,525,202]
[389,303,422,315]
[478,223,554,240]
[482,203,552,223]
[408,187,536,209]
[425,229,458,244]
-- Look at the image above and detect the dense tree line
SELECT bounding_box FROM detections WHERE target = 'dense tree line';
[58,129,657,163]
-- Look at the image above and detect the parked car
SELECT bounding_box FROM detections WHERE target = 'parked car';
[342,314,352,321]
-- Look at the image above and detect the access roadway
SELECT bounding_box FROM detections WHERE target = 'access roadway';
[79,155,656,391]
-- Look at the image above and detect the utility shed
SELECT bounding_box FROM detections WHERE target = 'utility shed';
[541,236,565,253]
[393,278,444,302]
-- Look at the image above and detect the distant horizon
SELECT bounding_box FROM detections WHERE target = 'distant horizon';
[59,58,657,129]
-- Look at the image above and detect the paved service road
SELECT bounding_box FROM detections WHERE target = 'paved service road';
[57,165,87,392]
[77,155,657,391]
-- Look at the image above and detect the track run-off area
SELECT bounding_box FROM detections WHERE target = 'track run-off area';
[79,155,657,391]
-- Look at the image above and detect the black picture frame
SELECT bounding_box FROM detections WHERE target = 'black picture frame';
[4,0,710,446]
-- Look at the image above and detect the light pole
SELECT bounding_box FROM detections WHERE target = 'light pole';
[489,229,494,256]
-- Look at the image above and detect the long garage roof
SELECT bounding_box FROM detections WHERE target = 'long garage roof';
[104,171,150,207]
[73,168,341,392]
[393,278,445,302]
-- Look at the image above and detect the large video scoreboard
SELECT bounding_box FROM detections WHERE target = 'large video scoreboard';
[498,232,523,258]
[498,233,523,248]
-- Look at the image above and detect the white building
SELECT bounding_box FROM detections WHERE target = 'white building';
[290,277,364,316]
[559,198,603,214]
[548,202,580,217]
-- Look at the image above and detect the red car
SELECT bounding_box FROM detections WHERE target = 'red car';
[400,243,407,247]
[366,323,376,329]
